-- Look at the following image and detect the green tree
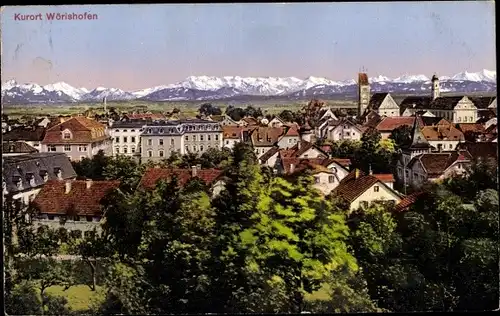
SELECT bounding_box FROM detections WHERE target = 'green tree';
[278,110,295,123]
[103,154,142,192]
[390,125,412,149]
[199,147,232,169]
[71,150,108,180]
[199,103,222,116]
[239,175,359,313]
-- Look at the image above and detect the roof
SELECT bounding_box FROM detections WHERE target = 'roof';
[250,127,285,146]
[259,146,280,162]
[2,141,38,154]
[280,157,350,174]
[242,117,259,125]
[3,153,77,194]
[358,73,369,85]
[410,151,472,177]
[376,117,415,132]
[373,174,395,183]
[456,142,498,161]
[470,96,497,109]
[139,167,223,190]
[3,126,46,142]
[420,116,442,126]
[368,93,389,110]
[457,123,486,134]
[111,121,146,128]
[223,126,244,139]
[283,141,328,158]
[429,96,464,110]
[331,169,389,203]
[399,96,432,113]
[33,180,120,216]
[393,191,426,212]
[421,124,464,141]
[283,126,300,137]
[42,117,109,144]
[124,113,166,120]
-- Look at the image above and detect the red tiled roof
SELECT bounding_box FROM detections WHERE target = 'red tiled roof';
[42,117,108,144]
[456,142,498,161]
[393,191,426,212]
[376,117,415,132]
[33,180,120,216]
[284,126,300,137]
[139,168,223,190]
[373,174,395,183]
[331,169,381,203]
[250,127,285,146]
[457,123,486,134]
[413,151,472,177]
[322,158,351,168]
[222,126,244,139]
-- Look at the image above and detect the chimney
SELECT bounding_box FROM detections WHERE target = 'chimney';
[65,181,71,194]
[355,169,360,179]
[192,165,197,177]
[86,179,92,189]
[290,163,295,174]
[369,165,373,175]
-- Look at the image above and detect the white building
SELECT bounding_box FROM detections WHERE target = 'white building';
[110,121,145,157]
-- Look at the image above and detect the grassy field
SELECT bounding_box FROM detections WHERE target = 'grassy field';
[45,284,106,311]
[2,99,357,118]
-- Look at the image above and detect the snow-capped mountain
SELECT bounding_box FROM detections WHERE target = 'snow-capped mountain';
[82,87,136,101]
[43,82,88,100]
[1,69,496,104]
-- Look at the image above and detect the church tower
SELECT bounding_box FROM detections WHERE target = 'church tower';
[402,115,432,164]
[358,73,370,116]
[431,74,440,100]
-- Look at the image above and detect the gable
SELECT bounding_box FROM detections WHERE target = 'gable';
[378,94,400,110]
[298,146,324,158]
[453,96,476,110]
[352,182,402,205]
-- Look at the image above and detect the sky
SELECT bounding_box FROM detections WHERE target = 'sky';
[1,2,496,91]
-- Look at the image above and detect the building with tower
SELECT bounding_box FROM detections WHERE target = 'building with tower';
[431,74,440,100]
[358,73,371,117]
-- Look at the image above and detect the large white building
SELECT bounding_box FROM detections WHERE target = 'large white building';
[110,121,145,157]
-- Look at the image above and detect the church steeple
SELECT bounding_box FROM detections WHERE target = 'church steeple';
[431,73,440,100]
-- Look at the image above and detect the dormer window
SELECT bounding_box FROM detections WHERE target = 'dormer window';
[63,130,72,139]
[54,167,62,179]
[13,177,22,190]
[26,173,35,186]
[40,170,49,182]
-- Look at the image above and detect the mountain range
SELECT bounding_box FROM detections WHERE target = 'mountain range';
[1,69,496,105]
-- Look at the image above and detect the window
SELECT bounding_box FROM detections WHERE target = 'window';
[147,139,152,146]
[185,136,189,141]
[374,185,380,192]
[159,150,164,157]
[208,135,211,141]
[469,116,473,122]
[170,139,175,146]
[48,215,55,220]
[226,140,230,145]
[215,135,219,141]
[360,201,369,208]
[148,150,153,157]
[131,147,136,153]
[159,139,164,146]
[193,145,198,152]
[63,131,71,139]
[200,135,204,141]
[449,144,453,149]
[115,146,120,153]
[123,136,128,143]
[115,137,120,143]
[131,129,135,132]
[115,129,119,132]
[86,216,93,222]
[131,136,136,143]
[192,135,196,141]
[160,128,164,133]
[314,176,320,184]
[48,145,56,152]
[64,145,71,152]
[79,145,87,152]
[346,132,350,136]
[147,128,152,133]
[123,147,128,154]
[200,145,204,152]
[185,145,189,152]
[328,175,335,183]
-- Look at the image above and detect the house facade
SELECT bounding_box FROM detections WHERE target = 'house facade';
[140,119,223,164]
[3,152,77,206]
[421,119,465,151]
[331,169,401,212]
[323,118,365,142]
[110,121,145,157]
[41,117,112,161]
[222,126,244,149]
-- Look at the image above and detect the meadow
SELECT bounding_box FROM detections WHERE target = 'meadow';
[2,99,358,118]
